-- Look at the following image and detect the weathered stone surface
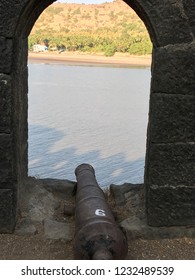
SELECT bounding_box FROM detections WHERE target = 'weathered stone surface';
[0,37,13,73]
[0,134,14,185]
[150,93,195,143]
[15,218,37,235]
[12,66,28,181]
[0,74,12,133]
[0,0,29,37]
[44,219,73,240]
[41,178,76,199]
[27,185,60,222]
[19,178,76,225]
[0,189,16,233]
[146,143,195,186]
[183,0,195,37]
[152,43,195,95]
[110,183,143,207]
[13,38,28,71]
[147,185,195,227]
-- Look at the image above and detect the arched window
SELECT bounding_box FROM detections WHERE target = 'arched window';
[27,0,152,187]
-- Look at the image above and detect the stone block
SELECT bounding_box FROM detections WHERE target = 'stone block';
[27,185,60,222]
[183,0,195,37]
[0,189,16,233]
[0,0,28,37]
[41,178,76,199]
[138,0,193,46]
[15,218,37,235]
[152,44,195,95]
[0,134,14,185]
[150,93,195,143]
[0,37,13,74]
[0,74,11,133]
[146,143,195,186]
[147,185,195,226]
[110,183,143,207]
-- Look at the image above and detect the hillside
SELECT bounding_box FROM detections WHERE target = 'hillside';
[29,0,152,56]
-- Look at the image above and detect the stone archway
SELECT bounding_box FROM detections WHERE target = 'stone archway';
[0,0,194,233]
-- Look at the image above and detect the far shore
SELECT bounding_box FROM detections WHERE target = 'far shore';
[28,51,152,67]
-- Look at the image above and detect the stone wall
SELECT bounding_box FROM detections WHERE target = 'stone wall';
[124,0,195,226]
[0,0,194,232]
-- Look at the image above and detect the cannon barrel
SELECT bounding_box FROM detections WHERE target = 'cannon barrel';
[73,163,128,260]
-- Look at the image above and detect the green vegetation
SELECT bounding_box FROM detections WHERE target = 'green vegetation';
[29,1,152,56]
[29,31,152,55]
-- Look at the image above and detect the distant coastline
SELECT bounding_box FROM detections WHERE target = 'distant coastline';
[28,51,152,67]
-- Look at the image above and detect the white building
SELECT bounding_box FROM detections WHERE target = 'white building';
[32,44,48,52]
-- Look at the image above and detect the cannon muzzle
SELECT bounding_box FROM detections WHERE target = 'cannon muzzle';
[73,163,128,260]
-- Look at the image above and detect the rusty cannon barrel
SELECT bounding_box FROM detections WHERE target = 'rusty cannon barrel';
[73,163,128,260]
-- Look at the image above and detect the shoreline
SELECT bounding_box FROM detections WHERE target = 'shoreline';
[28,51,152,67]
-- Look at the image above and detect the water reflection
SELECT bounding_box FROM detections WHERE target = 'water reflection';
[28,64,150,186]
[29,124,145,187]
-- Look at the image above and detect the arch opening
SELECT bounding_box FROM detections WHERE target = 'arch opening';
[26,0,152,187]
[1,0,194,233]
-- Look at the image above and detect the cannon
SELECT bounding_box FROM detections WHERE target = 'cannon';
[73,163,128,260]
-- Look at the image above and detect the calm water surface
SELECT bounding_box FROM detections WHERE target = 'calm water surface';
[28,63,151,187]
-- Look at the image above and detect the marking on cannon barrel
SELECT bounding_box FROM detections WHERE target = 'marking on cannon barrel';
[95,209,106,216]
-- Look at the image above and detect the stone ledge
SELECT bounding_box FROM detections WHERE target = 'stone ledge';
[121,216,195,240]
[110,183,195,239]
[16,177,75,240]
[15,179,195,241]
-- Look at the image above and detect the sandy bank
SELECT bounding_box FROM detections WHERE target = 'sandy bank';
[28,51,151,67]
